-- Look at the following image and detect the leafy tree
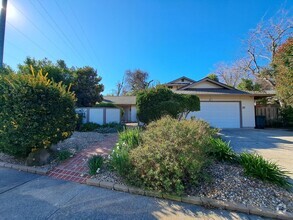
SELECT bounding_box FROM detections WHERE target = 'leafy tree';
[125,69,153,94]
[273,38,293,106]
[207,73,219,82]
[212,9,292,90]
[136,86,200,124]
[18,57,75,86]
[0,64,14,75]
[237,78,261,91]
[72,67,104,107]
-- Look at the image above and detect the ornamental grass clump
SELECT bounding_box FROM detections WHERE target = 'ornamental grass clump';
[110,128,141,177]
[209,138,238,163]
[0,69,76,157]
[239,152,292,188]
[88,155,104,175]
[129,116,216,195]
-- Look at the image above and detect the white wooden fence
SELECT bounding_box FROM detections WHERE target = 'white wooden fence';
[76,107,121,125]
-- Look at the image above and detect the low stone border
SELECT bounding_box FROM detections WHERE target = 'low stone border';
[0,161,49,175]
[87,178,293,220]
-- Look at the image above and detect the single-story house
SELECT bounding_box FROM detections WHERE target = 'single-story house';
[104,76,273,128]
[103,96,137,123]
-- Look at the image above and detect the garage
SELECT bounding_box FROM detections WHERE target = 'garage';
[187,102,241,128]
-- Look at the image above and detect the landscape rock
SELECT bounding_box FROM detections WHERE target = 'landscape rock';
[25,149,51,166]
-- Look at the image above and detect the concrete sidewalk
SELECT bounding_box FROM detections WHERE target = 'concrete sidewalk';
[0,167,264,220]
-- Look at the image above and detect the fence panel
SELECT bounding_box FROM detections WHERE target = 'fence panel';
[255,105,280,126]
[76,107,121,125]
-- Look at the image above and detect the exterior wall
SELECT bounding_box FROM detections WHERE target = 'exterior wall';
[89,108,104,124]
[75,107,121,125]
[106,108,121,124]
[190,81,222,89]
[131,106,137,122]
[197,95,255,128]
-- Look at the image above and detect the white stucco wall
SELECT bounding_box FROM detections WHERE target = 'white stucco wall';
[89,108,104,124]
[131,106,137,122]
[76,107,121,125]
[106,108,121,124]
[197,95,255,128]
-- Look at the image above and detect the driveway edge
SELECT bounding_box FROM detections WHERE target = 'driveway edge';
[0,162,49,175]
[86,178,292,220]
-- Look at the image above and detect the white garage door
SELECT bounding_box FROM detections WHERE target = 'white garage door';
[187,102,241,128]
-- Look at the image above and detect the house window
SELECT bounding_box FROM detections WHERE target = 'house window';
[168,86,172,89]
[181,79,184,82]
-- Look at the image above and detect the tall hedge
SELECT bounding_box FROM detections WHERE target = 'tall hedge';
[0,70,77,157]
[136,86,200,124]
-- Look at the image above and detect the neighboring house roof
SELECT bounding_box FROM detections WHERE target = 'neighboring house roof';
[166,76,196,84]
[178,77,235,90]
[103,96,136,105]
[174,88,250,95]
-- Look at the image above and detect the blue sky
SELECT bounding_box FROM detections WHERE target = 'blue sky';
[4,0,291,94]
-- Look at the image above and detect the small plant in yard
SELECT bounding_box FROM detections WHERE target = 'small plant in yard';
[88,155,104,175]
[109,128,141,177]
[209,138,238,163]
[78,122,100,132]
[239,152,291,188]
[118,128,141,149]
[57,150,72,161]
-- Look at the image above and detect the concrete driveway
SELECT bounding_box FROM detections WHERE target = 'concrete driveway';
[0,167,264,220]
[220,129,293,178]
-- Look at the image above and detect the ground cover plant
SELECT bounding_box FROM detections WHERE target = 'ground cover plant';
[77,122,124,133]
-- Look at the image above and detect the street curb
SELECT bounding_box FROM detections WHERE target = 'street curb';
[86,178,293,220]
[0,162,49,175]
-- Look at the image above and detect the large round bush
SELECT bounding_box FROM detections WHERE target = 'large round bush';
[129,116,215,194]
[136,86,200,124]
[0,71,76,157]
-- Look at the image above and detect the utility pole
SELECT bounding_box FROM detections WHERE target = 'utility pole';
[0,0,7,68]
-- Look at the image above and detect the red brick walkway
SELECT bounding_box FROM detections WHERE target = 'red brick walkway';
[48,133,118,184]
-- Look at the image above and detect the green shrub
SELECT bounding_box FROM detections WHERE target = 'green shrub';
[75,113,84,131]
[280,106,293,127]
[136,86,200,124]
[110,128,141,176]
[79,122,100,132]
[0,70,76,157]
[129,116,216,194]
[88,155,104,175]
[209,138,238,163]
[57,150,72,161]
[239,153,291,188]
